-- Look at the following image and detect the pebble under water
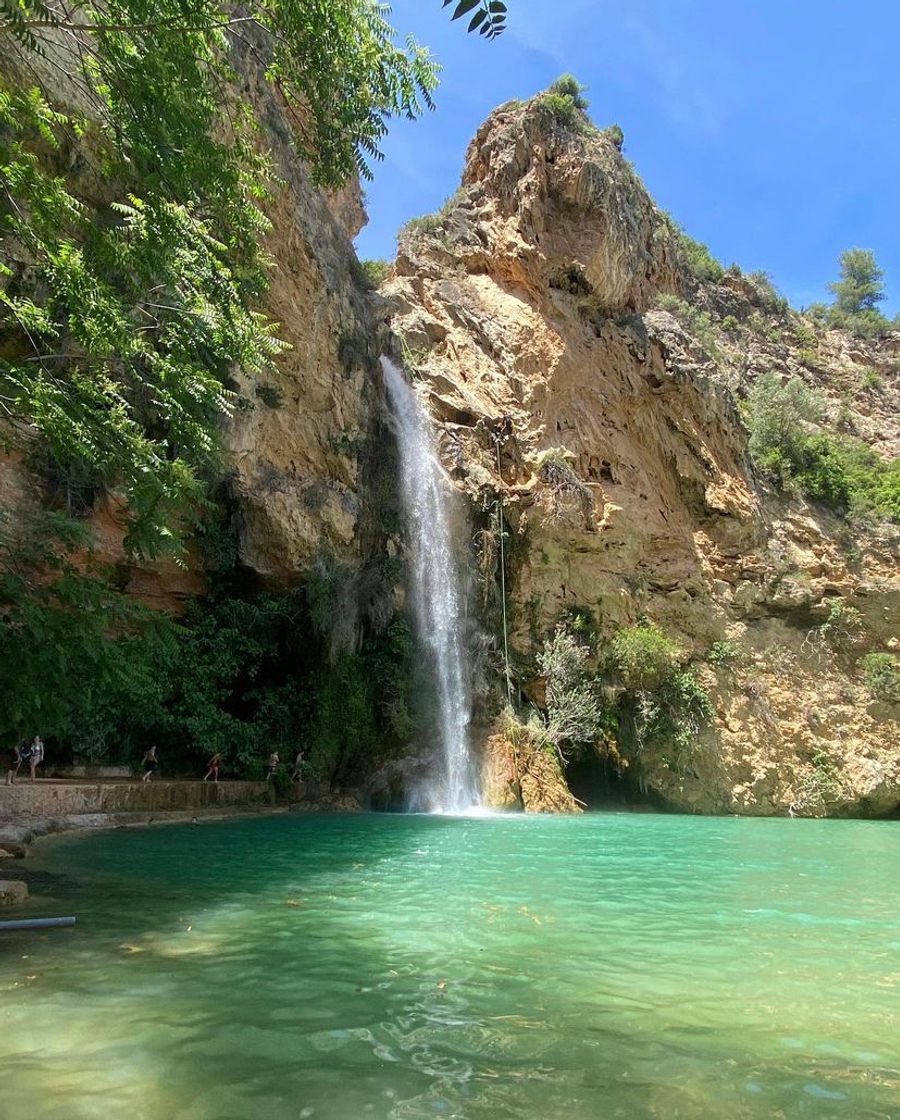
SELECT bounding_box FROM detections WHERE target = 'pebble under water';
[0,812,898,1119]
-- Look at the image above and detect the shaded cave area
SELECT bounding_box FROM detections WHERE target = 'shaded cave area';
[564,751,664,812]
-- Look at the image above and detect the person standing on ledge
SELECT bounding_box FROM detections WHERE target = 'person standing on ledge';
[28,736,44,783]
[6,741,22,786]
[290,749,305,782]
[141,745,158,783]
[266,750,279,781]
[203,753,222,783]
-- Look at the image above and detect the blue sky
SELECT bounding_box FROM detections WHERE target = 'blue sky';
[355,0,900,316]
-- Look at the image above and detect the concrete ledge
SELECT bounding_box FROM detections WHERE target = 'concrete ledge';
[0,780,272,820]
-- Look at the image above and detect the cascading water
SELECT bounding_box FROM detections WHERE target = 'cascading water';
[381,356,479,812]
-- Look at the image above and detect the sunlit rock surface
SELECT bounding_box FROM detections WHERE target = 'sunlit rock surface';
[384,97,899,817]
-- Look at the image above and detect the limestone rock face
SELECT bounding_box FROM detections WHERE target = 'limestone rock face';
[223,33,381,583]
[384,98,900,818]
[481,731,580,813]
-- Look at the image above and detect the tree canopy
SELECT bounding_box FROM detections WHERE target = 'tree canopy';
[0,0,442,559]
[810,248,896,338]
[828,249,886,316]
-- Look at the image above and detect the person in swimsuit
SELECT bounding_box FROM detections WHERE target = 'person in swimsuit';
[266,751,279,780]
[27,736,43,782]
[141,746,158,782]
[203,752,222,783]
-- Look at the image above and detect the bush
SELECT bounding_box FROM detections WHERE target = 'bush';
[655,294,723,359]
[747,270,790,314]
[401,193,460,239]
[537,627,607,756]
[660,671,716,751]
[749,382,900,519]
[706,640,744,667]
[859,368,883,393]
[746,373,822,477]
[537,74,591,130]
[359,258,390,288]
[609,622,714,758]
[601,123,624,150]
[611,621,682,690]
[858,653,900,703]
[665,219,724,283]
[791,435,900,522]
[547,74,589,110]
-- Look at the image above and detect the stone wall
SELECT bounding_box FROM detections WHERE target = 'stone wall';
[0,781,272,821]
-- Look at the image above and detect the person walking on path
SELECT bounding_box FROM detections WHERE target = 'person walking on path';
[6,741,22,786]
[203,753,222,783]
[266,750,279,781]
[141,746,158,782]
[27,736,44,783]
[290,749,305,782]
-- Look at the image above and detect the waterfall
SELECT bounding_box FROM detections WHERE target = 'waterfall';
[381,356,479,812]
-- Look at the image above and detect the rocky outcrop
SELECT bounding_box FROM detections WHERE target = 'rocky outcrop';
[481,730,580,813]
[383,96,900,818]
[0,880,28,906]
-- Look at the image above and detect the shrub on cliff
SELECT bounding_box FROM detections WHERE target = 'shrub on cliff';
[747,374,900,522]
[661,217,724,284]
[537,626,607,757]
[858,653,900,704]
[809,249,895,338]
[359,259,391,288]
[609,622,714,757]
[538,74,592,130]
[610,621,682,691]
[746,271,790,315]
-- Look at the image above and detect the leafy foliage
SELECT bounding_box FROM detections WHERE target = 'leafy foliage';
[706,639,744,667]
[442,0,507,39]
[609,621,713,757]
[537,626,606,757]
[747,374,900,522]
[662,218,724,283]
[0,0,440,560]
[359,259,391,288]
[601,123,624,151]
[746,270,790,314]
[2,505,419,777]
[655,294,723,360]
[0,508,175,742]
[858,652,900,704]
[810,249,896,338]
[610,621,682,691]
[791,749,846,817]
[537,74,591,130]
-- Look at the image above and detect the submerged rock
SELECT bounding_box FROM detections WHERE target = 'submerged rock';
[0,881,28,907]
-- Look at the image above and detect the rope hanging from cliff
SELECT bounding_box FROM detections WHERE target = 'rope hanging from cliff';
[494,437,513,706]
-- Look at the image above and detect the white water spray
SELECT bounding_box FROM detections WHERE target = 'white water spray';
[381,356,479,812]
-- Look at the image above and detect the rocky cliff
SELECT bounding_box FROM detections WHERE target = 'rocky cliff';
[3,46,897,817]
[381,95,900,818]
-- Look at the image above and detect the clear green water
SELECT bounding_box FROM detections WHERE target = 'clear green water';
[1,813,898,1120]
